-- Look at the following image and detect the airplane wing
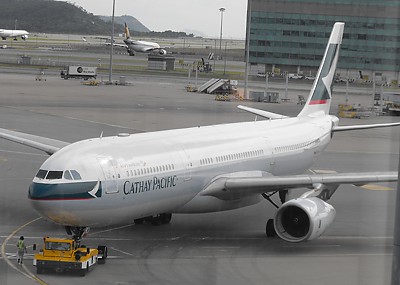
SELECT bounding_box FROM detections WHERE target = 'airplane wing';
[143,47,159,52]
[200,171,397,200]
[0,128,69,155]
[105,42,128,48]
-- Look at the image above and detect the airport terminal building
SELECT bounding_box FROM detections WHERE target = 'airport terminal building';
[247,0,400,84]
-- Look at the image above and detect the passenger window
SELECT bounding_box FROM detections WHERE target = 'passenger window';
[36,169,48,179]
[46,171,63,180]
[70,170,82,180]
[64,170,73,180]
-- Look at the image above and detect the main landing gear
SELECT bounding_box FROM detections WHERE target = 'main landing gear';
[262,190,289,238]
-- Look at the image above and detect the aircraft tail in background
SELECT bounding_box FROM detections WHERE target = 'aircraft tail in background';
[124,22,131,39]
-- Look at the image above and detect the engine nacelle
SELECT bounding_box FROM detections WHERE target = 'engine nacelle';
[274,197,336,242]
[159,49,167,55]
[21,35,28,40]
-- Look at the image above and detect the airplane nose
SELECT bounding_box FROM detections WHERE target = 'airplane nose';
[28,181,102,225]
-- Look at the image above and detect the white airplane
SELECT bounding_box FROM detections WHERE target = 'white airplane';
[113,23,167,56]
[0,28,29,40]
[1,22,399,243]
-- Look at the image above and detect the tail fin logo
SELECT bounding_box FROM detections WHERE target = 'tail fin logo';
[124,22,131,39]
[309,44,338,105]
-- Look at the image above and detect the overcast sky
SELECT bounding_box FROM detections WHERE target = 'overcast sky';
[65,0,248,39]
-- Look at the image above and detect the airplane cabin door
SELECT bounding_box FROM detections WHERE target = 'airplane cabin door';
[97,156,119,194]
[177,148,192,181]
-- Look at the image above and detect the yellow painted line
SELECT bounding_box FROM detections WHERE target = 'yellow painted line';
[1,217,48,285]
[361,184,394,191]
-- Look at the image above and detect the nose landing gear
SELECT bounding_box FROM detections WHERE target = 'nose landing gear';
[65,226,90,246]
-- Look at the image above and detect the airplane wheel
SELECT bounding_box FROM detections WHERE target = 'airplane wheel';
[266,219,276,237]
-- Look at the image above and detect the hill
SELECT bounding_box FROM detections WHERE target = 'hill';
[99,15,195,38]
[99,15,150,33]
[0,0,124,34]
[0,0,195,37]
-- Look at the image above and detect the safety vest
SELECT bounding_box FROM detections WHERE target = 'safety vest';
[17,240,24,249]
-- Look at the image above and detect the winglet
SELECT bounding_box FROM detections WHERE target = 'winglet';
[298,22,345,117]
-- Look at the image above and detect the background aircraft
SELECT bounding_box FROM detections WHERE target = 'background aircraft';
[0,28,29,40]
[0,23,399,243]
[113,23,167,56]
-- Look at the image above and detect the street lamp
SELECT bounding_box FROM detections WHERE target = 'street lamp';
[219,7,225,60]
[108,0,116,83]
[244,0,251,100]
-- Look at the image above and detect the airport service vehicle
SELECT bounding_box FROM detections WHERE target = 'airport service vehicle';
[288,73,303,79]
[61,66,97,80]
[382,92,400,116]
[33,236,107,276]
[0,23,399,244]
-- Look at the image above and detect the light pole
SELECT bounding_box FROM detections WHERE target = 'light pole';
[244,0,251,100]
[108,0,116,83]
[219,7,225,60]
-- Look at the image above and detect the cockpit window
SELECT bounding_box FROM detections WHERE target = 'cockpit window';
[64,170,73,180]
[70,170,82,180]
[46,171,63,180]
[35,169,48,179]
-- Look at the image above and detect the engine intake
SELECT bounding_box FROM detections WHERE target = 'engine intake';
[274,197,335,242]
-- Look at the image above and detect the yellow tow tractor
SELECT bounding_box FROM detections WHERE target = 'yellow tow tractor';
[33,236,107,276]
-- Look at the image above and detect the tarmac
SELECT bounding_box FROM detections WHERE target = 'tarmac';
[0,72,399,285]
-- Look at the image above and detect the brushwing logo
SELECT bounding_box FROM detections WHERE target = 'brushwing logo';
[309,44,338,105]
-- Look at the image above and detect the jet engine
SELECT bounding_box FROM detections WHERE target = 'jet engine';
[21,35,28,40]
[158,49,167,55]
[274,197,335,242]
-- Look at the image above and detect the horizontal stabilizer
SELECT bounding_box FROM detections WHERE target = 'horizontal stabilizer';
[238,105,288,120]
[332,122,400,132]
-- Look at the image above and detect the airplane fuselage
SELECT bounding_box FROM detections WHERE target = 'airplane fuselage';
[124,39,161,53]
[0,29,29,40]
[29,115,334,227]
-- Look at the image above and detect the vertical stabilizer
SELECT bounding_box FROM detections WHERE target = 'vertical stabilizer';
[124,22,131,39]
[298,22,345,117]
